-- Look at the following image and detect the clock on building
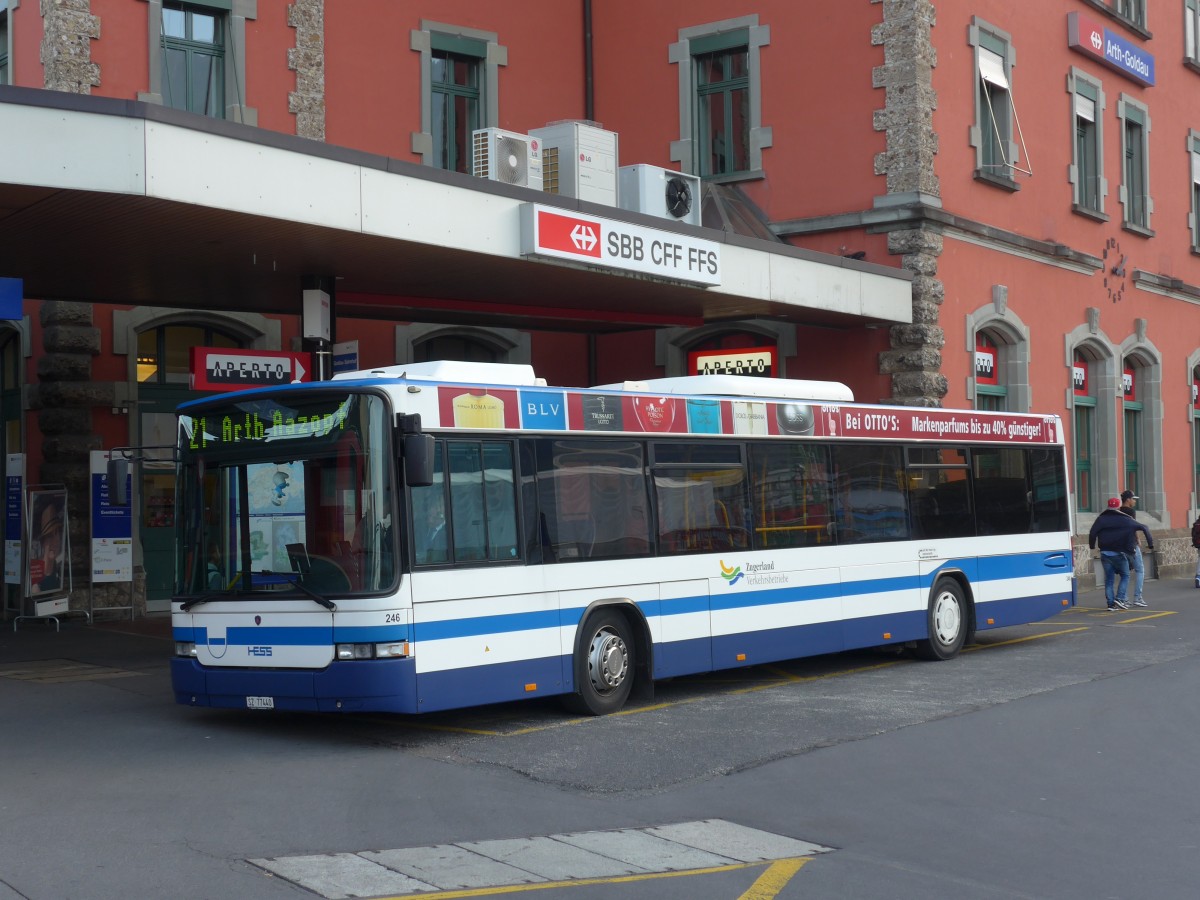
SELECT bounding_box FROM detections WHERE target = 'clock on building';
[1102,236,1127,303]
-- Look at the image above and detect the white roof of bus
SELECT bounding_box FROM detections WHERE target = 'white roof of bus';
[334,361,547,386]
[333,363,850,403]
[591,375,854,402]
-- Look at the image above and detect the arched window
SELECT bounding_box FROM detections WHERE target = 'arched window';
[137,324,240,385]
[974,331,1006,410]
[1122,358,1142,496]
[965,293,1030,413]
[415,334,501,364]
[1072,349,1097,513]
[1192,363,1200,509]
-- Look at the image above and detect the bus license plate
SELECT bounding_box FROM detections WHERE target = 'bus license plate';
[246,696,274,710]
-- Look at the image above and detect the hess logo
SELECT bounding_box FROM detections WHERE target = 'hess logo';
[247,646,273,657]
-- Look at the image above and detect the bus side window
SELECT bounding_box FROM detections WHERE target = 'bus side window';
[749,443,832,550]
[411,443,447,565]
[832,444,909,544]
[535,438,649,562]
[449,442,487,562]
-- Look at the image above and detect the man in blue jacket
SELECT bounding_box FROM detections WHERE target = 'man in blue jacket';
[1089,497,1155,610]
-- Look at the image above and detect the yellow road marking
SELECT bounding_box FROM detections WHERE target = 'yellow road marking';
[375,859,765,899]
[965,627,1088,652]
[737,857,808,900]
[1118,610,1177,624]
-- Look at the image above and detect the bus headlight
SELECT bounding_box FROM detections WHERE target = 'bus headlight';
[175,641,197,658]
[336,642,410,660]
[336,643,374,660]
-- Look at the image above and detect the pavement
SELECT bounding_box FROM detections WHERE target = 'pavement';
[0,610,173,672]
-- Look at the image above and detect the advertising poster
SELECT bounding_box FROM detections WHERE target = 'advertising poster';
[28,487,70,616]
[91,450,133,584]
[5,454,24,585]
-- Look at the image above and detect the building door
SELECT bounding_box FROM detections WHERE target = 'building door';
[136,325,240,611]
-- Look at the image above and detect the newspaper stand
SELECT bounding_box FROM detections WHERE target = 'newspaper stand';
[13,483,78,631]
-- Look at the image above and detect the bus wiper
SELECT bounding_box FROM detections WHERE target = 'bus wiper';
[180,591,232,612]
[262,571,338,611]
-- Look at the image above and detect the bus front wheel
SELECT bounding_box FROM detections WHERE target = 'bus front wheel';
[565,609,635,715]
[914,579,967,661]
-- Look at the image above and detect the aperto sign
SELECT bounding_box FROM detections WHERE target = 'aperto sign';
[191,347,314,392]
[1067,12,1155,86]
[519,204,721,286]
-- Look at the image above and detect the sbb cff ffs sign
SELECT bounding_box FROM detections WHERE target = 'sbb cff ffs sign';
[191,347,313,392]
[520,204,721,286]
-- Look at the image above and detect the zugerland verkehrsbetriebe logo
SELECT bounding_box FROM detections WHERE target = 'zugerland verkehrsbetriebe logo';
[720,560,789,587]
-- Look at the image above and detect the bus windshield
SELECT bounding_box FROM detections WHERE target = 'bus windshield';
[174,391,396,599]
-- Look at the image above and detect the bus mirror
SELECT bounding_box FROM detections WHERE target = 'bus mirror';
[403,434,435,487]
[107,458,130,506]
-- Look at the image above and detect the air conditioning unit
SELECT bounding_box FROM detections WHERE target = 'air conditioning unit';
[530,121,619,206]
[471,127,543,190]
[617,165,702,226]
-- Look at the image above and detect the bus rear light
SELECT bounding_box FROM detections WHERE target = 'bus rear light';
[175,641,197,658]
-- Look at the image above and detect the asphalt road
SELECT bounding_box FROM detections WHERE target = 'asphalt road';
[2,576,1198,899]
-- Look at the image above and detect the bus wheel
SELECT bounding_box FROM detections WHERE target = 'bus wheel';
[914,579,967,661]
[565,609,634,715]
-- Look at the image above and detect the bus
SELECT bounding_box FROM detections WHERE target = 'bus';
[167,361,1074,715]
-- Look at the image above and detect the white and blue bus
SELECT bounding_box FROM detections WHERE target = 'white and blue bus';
[168,361,1074,715]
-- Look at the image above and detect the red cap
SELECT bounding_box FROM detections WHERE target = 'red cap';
[1107,497,1121,508]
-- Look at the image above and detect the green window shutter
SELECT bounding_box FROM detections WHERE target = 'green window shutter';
[431,32,486,58]
[690,29,748,55]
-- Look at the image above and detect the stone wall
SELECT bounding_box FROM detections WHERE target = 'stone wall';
[872,0,947,407]
[288,0,325,141]
[39,0,100,93]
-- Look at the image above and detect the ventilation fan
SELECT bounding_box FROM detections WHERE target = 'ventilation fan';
[617,165,703,225]
[471,128,544,190]
[665,176,693,218]
[494,135,529,184]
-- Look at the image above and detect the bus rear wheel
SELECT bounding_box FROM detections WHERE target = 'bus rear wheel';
[914,579,967,661]
[564,609,634,715]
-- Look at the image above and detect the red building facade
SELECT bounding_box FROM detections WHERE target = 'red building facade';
[2,0,1198,611]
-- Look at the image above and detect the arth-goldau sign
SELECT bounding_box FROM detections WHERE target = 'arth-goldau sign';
[519,204,721,287]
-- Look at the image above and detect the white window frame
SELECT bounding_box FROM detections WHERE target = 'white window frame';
[0,0,16,87]
[1188,0,1200,65]
[1117,94,1153,233]
[969,19,1032,182]
[137,0,258,126]
[1190,130,1200,250]
[670,15,772,181]
[410,21,504,166]
[1068,68,1107,217]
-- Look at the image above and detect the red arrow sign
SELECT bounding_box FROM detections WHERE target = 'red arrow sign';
[191,347,313,392]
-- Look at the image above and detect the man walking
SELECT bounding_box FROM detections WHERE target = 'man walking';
[1089,497,1154,610]
[1118,490,1149,607]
